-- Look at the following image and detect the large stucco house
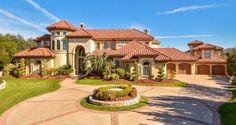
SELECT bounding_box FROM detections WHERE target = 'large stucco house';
[14,20,227,79]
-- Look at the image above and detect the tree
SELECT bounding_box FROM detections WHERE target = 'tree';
[18,58,26,76]
[0,34,36,71]
[131,61,140,80]
[227,48,236,76]
[157,64,165,81]
[41,59,48,76]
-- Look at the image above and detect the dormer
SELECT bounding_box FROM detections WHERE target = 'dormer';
[188,40,203,50]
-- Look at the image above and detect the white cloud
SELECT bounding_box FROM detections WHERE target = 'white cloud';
[160,4,227,15]
[26,0,60,22]
[156,35,216,39]
[0,8,46,32]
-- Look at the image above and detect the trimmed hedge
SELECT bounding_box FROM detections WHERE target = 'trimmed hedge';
[93,85,137,101]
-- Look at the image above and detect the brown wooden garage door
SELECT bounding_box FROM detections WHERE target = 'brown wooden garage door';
[212,65,225,75]
[167,63,176,74]
[198,65,210,75]
[179,63,191,74]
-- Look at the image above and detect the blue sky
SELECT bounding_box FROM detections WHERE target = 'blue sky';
[0,0,235,51]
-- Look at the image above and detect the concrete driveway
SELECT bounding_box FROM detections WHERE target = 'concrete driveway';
[0,75,231,125]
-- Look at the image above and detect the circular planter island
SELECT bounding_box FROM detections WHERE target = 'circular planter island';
[80,85,148,111]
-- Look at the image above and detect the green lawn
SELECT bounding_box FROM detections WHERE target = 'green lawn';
[0,77,60,115]
[80,96,148,111]
[77,79,188,87]
[219,88,236,125]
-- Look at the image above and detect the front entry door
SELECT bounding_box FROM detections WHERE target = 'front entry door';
[77,57,84,74]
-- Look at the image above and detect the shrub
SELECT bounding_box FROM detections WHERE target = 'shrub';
[169,71,176,80]
[116,68,125,78]
[131,62,140,80]
[157,64,165,81]
[92,85,137,101]
[124,71,130,80]
[232,78,236,85]
[111,73,119,80]
[57,65,74,75]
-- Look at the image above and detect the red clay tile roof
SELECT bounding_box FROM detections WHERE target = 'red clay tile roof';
[192,43,223,50]
[154,48,196,61]
[66,29,92,38]
[33,34,50,42]
[91,49,117,56]
[14,47,55,58]
[67,29,154,41]
[197,56,226,63]
[47,20,78,31]
[91,41,171,62]
[188,40,203,45]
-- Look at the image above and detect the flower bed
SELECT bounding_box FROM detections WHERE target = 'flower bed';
[89,85,140,107]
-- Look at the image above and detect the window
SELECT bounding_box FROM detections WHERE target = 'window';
[144,42,149,45]
[52,40,55,50]
[118,41,127,47]
[115,60,120,67]
[143,62,150,75]
[62,40,67,50]
[104,42,108,49]
[63,32,67,35]
[204,50,211,58]
[97,42,100,49]
[43,41,49,47]
[51,31,55,36]
[56,32,60,36]
[111,41,116,49]
[57,40,60,50]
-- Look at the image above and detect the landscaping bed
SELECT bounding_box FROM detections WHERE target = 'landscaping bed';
[77,78,188,87]
[0,77,60,115]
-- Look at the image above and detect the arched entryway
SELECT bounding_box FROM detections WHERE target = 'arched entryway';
[75,46,85,75]
[179,63,191,74]
[198,65,210,75]
[167,63,176,74]
[212,65,225,75]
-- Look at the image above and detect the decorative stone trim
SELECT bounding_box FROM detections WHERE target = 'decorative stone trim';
[89,94,141,107]
[0,80,6,90]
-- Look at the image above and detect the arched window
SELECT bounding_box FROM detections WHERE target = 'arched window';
[79,47,85,56]
[143,62,150,75]
[57,40,60,50]
[115,60,120,67]
[104,42,108,49]
[111,41,116,49]
[97,42,100,49]
[52,40,55,50]
[62,40,67,50]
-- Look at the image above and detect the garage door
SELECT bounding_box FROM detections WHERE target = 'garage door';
[167,63,176,74]
[212,65,225,75]
[198,65,210,75]
[179,63,191,74]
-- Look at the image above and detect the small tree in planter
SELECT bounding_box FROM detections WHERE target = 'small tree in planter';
[157,64,165,81]
[17,58,26,77]
[103,62,112,80]
[131,62,140,81]
[41,59,48,76]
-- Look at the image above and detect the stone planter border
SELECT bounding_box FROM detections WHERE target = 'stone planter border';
[89,94,141,107]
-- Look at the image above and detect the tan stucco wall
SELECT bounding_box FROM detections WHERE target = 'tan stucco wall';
[25,58,54,76]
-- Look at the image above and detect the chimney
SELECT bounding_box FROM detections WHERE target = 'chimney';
[80,23,86,29]
[144,28,151,35]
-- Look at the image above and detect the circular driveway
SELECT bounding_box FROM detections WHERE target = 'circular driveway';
[0,75,231,125]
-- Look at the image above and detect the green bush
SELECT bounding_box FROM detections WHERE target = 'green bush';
[157,65,165,81]
[92,85,137,101]
[232,78,236,85]
[57,65,74,75]
[111,73,119,80]
[116,68,125,78]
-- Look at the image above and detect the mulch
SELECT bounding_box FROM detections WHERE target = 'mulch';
[20,75,69,80]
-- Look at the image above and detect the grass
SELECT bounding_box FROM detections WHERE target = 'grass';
[77,79,188,87]
[80,96,148,111]
[0,77,60,115]
[219,87,236,125]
